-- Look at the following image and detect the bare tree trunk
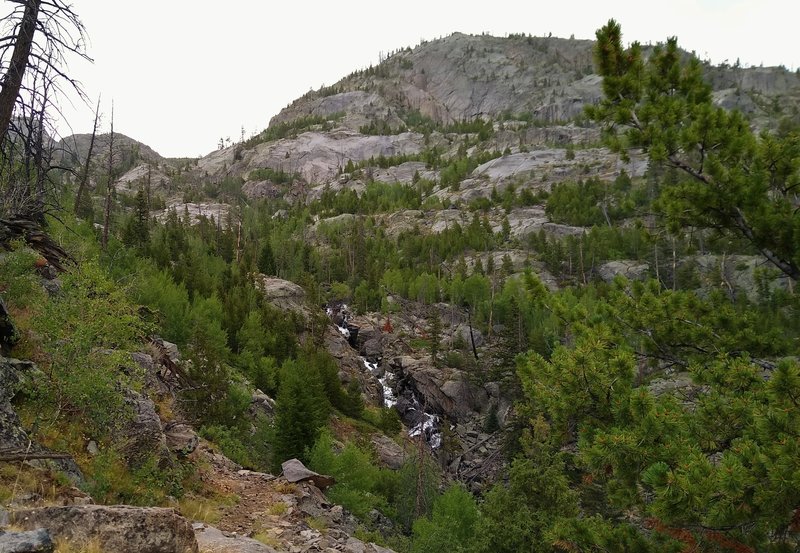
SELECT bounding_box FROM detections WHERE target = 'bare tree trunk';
[146,162,152,208]
[75,95,100,216]
[467,308,479,361]
[101,102,115,250]
[672,237,677,291]
[0,0,41,139]
[31,66,51,223]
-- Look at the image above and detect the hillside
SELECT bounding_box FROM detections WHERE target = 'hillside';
[1,25,799,553]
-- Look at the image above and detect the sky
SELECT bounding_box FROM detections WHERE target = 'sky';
[25,0,800,158]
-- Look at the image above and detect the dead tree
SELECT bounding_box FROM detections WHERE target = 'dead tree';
[74,95,101,217]
[101,102,114,250]
[0,0,91,218]
[0,0,40,138]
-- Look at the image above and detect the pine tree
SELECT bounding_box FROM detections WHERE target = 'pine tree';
[589,20,800,281]
[122,188,150,248]
[257,240,276,275]
[272,358,329,470]
[427,309,442,367]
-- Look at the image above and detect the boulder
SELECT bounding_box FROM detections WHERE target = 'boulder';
[10,506,198,553]
[369,434,406,470]
[281,459,335,490]
[163,423,198,457]
[121,391,170,466]
[254,275,307,314]
[0,528,54,553]
[130,352,155,373]
[454,324,484,348]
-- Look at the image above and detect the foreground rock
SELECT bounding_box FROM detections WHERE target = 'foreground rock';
[10,505,198,553]
[0,528,54,553]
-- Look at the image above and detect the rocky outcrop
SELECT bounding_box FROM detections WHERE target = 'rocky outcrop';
[227,129,427,186]
[369,434,406,470]
[254,275,308,314]
[272,32,800,138]
[116,163,173,195]
[155,202,230,225]
[10,506,198,553]
[0,528,54,553]
[598,260,650,283]
[683,254,793,301]
[392,356,488,423]
[0,357,83,483]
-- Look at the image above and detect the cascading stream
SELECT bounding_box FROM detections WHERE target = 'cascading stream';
[327,303,441,448]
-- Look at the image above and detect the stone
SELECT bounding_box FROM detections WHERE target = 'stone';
[250,392,277,420]
[361,337,384,359]
[0,528,54,553]
[40,279,61,298]
[597,260,650,283]
[193,523,276,553]
[254,276,307,313]
[329,505,343,523]
[160,340,181,363]
[281,459,335,490]
[454,324,484,348]
[130,352,155,373]
[0,298,18,355]
[86,441,99,456]
[10,506,198,553]
[163,423,199,457]
[121,391,170,466]
[369,434,406,470]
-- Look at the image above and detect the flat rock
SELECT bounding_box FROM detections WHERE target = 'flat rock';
[10,505,197,553]
[281,459,335,490]
[193,523,276,553]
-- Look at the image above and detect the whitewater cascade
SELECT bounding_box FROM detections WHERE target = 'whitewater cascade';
[328,304,441,448]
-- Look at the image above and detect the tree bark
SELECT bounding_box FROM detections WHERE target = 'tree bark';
[0,0,41,139]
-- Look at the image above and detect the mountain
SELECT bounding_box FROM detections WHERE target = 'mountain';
[2,28,799,553]
[177,33,799,203]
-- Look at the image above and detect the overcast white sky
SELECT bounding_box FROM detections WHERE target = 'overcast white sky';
[34,0,800,158]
